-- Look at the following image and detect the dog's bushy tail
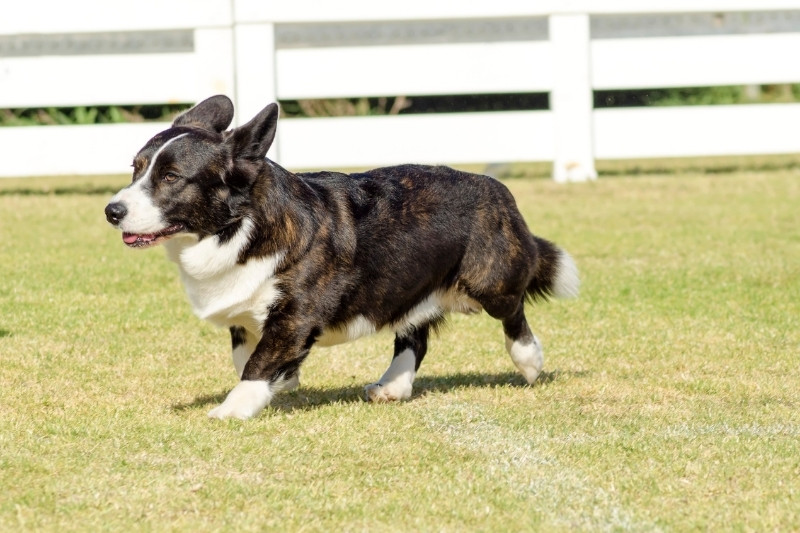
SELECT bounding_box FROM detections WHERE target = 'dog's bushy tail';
[526,236,580,302]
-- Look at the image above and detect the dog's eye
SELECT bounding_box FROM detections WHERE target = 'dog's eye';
[163,172,179,183]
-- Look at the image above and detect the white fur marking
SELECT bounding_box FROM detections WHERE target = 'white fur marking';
[392,293,443,336]
[317,290,481,347]
[391,289,481,336]
[316,315,377,347]
[365,348,416,402]
[505,335,544,384]
[185,264,282,331]
[231,332,258,378]
[208,380,273,420]
[553,250,580,299]
[141,133,189,182]
[164,219,284,331]
[109,134,188,234]
[347,315,377,339]
[169,217,256,280]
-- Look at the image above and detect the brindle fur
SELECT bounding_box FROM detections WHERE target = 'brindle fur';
[106,95,577,419]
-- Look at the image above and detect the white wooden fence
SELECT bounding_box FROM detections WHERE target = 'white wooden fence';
[2,0,800,179]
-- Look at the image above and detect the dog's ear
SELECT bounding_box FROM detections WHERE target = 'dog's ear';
[173,95,234,133]
[226,103,279,160]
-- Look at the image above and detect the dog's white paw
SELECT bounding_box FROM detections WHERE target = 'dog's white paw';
[505,335,544,384]
[208,380,273,420]
[366,348,416,402]
[364,381,412,403]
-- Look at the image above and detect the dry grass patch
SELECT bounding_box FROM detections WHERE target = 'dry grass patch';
[1,166,798,531]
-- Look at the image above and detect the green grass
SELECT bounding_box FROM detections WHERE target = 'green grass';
[1,163,799,531]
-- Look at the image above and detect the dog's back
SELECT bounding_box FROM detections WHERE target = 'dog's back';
[294,164,570,326]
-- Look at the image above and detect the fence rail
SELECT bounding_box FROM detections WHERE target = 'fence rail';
[1,1,800,179]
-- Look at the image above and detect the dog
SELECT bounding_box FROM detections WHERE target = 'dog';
[105,95,579,420]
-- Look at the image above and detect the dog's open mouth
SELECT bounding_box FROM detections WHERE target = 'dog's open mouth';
[122,224,184,248]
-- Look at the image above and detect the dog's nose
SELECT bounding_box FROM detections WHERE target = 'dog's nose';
[105,202,128,225]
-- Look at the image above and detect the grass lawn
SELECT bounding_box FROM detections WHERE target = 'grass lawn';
[1,162,798,531]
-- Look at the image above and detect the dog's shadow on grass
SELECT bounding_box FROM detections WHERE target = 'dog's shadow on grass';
[172,369,582,414]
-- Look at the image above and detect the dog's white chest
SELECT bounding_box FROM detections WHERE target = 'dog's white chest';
[163,223,283,332]
[179,261,281,331]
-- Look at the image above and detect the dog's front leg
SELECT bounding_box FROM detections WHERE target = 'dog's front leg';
[209,318,307,420]
[207,379,274,421]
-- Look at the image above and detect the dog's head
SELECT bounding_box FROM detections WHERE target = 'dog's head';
[104,95,278,248]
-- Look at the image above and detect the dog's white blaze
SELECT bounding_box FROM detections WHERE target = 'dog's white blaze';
[208,380,273,420]
[505,335,544,384]
[552,250,580,299]
[109,177,163,234]
[366,348,416,401]
[109,133,188,234]
[141,133,189,182]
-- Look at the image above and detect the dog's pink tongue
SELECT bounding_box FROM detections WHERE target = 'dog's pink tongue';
[123,233,140,244]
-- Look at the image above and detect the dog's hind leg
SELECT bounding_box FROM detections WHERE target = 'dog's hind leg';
[365,325,429,402]
[501,301,544,384]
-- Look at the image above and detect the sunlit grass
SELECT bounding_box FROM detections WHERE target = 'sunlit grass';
[1,164,798,531]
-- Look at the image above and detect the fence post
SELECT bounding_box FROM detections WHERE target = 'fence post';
[194,27,236,104]
[549,14,597,182]
[233,19,279,160]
